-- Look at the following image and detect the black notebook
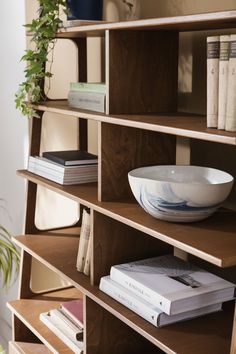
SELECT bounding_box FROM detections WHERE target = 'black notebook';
[42,150,98,166]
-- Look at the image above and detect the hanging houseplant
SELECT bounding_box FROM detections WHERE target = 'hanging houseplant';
[0,225,20,288]
[15,0,67,118]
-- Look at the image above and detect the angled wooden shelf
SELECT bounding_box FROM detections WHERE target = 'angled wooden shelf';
[17,170,236,268]
[7,288,82,354]
[11,234,234,354]
[33,100,236,145]
[13,232,94,294]
[9,341,50,354]
[56,10,236,38]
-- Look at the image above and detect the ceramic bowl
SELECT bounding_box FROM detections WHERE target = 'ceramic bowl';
[128,165,234,222]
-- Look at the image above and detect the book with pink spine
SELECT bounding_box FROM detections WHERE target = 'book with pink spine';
[60,299,84,329]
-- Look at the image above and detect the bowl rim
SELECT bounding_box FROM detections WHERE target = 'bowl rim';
[128,165,234,185]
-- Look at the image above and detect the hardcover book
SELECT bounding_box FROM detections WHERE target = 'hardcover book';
[100,276,222,327]
[42,150,98,166]
[226,34,236,131]
[218,35,230,130]
[40,311,83,354]
[110,255,235,315]
[207,36,220,128]
[60,299,84,329]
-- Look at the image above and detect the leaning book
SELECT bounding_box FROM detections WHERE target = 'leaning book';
[110,255,235,315]
[99,276,222,327]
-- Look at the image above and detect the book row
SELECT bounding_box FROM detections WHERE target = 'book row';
[207,34,236,131]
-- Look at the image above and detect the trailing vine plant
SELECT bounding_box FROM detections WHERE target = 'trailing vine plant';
[15,0,67,118]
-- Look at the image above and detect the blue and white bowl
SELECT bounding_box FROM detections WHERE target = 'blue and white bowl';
[128,165,234,222]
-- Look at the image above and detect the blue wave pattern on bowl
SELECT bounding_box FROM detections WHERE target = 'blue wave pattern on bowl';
[138,183,218,222]
[128,165,233,223]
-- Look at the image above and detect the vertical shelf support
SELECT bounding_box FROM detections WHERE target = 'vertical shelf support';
[72,37,88,151]
[98,122,176,201]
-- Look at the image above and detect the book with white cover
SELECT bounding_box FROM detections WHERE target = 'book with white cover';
[50,309,83,340]
[76,209,91,272]
[207,36,220,128]
[110,255,235,315]
[40,312,83,354]
[226,34,236,131]
[100,276,222,327]
[218,35,230,130]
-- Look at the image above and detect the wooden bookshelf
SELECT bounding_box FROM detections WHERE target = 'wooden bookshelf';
[8,288,82,354]
[17,170,236,268]
[56,10,236,38]
[9,9,236,354]
[10,233,234,354]
[33,100,236,145]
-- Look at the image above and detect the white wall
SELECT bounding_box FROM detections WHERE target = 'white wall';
[0,0,27,349]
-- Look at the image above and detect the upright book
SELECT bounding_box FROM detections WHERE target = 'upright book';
[76,209,91,272]
[207,36,220,128]
[42,150,98,166]
[226,34,236,132]
[110,255,235,315]
[100,276,222,327]
[218,35,230,130]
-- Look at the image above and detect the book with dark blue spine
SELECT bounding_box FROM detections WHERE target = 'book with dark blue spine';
[42,150,98,166]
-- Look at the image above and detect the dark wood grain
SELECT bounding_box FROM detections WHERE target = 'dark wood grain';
[13,316,39,343]
[92,211,172,285]
[190,139,236,207]
[85,296,163,354]
[98,122,176,201]
[107,30,178,114]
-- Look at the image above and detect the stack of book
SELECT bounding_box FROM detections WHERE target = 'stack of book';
[68,82,106,113]
[40,299,84,353]
[207,34,236,131]
[28,150,98,185]
[76,208,92,276]
[99,254,235,327]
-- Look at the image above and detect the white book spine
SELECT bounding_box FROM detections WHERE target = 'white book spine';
[68,90,105,113]
[110,266,171,314]
[40,312,83,354]
[218,35,230,130]
[83,229,92,276]
[226,34,236,132]
[50,309,83,341]
[207,36,220,128]
[76,209,91,271]
[100,276,159,326]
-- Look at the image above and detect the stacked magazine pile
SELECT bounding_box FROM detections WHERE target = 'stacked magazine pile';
[40,299,84,353]
[28,150,98,185]
[99,255,235,327]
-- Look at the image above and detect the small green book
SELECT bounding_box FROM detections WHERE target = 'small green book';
[70,82,106,94]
